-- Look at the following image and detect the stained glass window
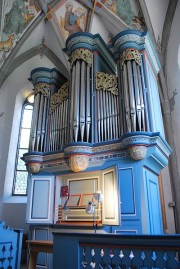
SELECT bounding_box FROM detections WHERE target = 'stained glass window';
[13,96,34,195]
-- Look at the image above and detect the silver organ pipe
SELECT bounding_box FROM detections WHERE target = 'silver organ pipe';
[29,91,40,151]
[118,64,125,136]
[59,102,63,148]
[46,82,69,151]
[80,61,86,141]
[108,91,113,141]
[54,107,58,150]
[73,60,80,142]
[100,89,104,141]
[50,105,55,151]
[111,93,116,140]
[95,72,119,142]
[47,112,53,152]
[41,95,48,151]
[133,61,141,131]
[64,99,68,145]
[106,91,110,141]
[69,50,92,144]
[56,102,61,149]
[137,64,146,131]
[127,61,136,132]
[114,93,119,139]
[102,90,107,141]
[97,89,101,142]
[70,67,75,142]
[29,83,49,152]
[119,49,147,133]
[86,65,91,142]
[36,94,44,151]
[122,64,131,133]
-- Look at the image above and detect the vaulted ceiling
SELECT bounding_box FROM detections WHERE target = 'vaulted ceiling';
[0,0,177,90]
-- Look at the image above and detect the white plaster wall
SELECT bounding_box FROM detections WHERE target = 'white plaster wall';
[145,0,169,40]
[0,56,55,232]
[90,13,110,44]
[0,76,29,232]
[166,0,180,174]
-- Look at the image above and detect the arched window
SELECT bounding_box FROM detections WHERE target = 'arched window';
[12,94,34,195]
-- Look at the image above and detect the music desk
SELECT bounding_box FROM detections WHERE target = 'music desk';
[26,240,53,269]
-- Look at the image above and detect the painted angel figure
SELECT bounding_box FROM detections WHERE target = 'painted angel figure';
[64,1,85,35]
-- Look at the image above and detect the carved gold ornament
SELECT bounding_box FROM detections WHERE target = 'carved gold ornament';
[34,83,49,97]
[95,72,118,95]
[68,154,89,172]
[27,162,41,174]
[120,49,141,68]
[70,48,92,66]
[50,81,69,113]
[128,145,147,160]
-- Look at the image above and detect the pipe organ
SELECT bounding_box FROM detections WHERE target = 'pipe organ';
[24,31,171,242]
[27,32,157,154]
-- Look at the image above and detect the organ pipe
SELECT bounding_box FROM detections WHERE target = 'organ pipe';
[73,60,80,142]
[80,61,86,141]
[86,65,91,142]
[118,48,147,133]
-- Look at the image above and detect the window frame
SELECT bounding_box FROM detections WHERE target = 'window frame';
[12,96,34,196]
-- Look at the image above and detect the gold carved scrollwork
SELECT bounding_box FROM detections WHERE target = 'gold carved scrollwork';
[70,48,92,66]
[95,72,118,95]
[120,49,141,68]
[50,81,69,113]
[34,83,49,97]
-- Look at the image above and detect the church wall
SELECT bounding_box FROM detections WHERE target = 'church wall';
[0,72,30,232]
[165,0,180,233]
[166,0,180,160]
[0,56,56,232]
[145,0,169,40]
[90,13,110,44]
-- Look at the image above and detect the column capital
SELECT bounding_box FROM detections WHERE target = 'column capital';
[111,30,161,75]
[29,67,66,89]
[63,32,116,73]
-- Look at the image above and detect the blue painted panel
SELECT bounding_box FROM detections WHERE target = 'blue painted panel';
[148,179,162,233]
[0,222,23,269]
[35,228,49,268]
[95,54,115,74]
[32,180,50,219]
[26,175,55,224]
[144,169,163,234]
[119,168,135,214]
[115,230,137,235]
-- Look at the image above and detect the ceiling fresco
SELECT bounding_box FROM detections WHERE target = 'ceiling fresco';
[0,0,40,66]
[0,0,146,69]
[101,0,145,31]
[53,0,89,40]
